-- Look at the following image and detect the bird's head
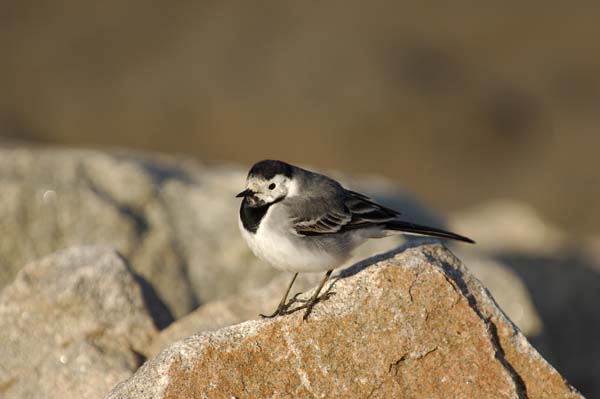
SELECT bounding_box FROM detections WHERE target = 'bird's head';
[236,160,295,207]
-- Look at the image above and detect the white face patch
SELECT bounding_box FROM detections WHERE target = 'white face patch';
[246,174,292,205]
[286,178,300,197]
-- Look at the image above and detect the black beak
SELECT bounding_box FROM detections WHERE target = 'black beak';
[236,189,252,198]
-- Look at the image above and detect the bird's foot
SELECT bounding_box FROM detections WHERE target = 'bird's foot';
[259,303,290,318]
[282,290,336,320]
[285,292,309,305]
[287,288,336,304]
[287,290,335,304]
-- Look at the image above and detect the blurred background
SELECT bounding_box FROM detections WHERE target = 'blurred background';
[1,1,599,398]
[2,1,599,233]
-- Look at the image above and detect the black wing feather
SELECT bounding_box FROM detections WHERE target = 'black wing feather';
[293,190,398,235]
[292,189,474,243]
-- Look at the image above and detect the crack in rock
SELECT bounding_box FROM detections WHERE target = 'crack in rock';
[423,249,529,399]
[388,346,438,376]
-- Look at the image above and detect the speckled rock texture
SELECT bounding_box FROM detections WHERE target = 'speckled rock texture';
[145,271,326,357]
[452,200,600,396]
[0,246,157,399]
[107,244,582,399]
[146,249,542,358]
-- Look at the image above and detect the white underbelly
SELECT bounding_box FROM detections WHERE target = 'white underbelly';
[239,218,346,273]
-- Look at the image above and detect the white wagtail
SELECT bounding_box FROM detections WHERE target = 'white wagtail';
[237,160,474,320]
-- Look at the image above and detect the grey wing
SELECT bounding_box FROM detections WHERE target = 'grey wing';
[294,208,352,235]
[288,180,352,235]
[291,189,401,236]
[343,190,401,227]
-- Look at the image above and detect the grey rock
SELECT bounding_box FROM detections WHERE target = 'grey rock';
[0,148,193,318]
[449,199,566,255]
[495,250,600,398]
[0,146,434,319]
[0,246,157,399]
[0,147,250,318]
[585,236,600,270]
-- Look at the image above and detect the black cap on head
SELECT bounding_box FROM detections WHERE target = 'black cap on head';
[248,160,293,180]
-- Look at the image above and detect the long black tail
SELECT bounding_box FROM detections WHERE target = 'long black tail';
[384,219,475,244]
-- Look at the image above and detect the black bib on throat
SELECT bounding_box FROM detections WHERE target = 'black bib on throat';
[240,196,286,233]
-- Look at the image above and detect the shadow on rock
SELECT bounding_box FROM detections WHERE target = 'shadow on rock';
[497,251,600,398]
[118,252,175,330]
[338,237,445,279]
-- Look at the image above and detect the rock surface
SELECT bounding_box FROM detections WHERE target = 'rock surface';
[147,246,542,357]
[496,250,600,398]
[452,201,600,397]
[108,244,581,399]
[453,252,542,336]
[0,147,269,318]
[0,246,157,399]
[146,272,326,357]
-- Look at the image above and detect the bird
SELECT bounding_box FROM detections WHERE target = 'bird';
[236,160,474,320]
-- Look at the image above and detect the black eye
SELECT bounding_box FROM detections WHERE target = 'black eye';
[268,183,276,190]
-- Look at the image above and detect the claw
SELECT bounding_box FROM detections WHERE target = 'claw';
[278,290,336,320]
[302,305,314,321]
[285,292,309,305]
[259,312,278,319]
[259,303,289,318]
[303,290,336,320]
[320,291,336,300]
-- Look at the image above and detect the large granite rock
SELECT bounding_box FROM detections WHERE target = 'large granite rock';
[0,246,157,399]
[108,244,581,399]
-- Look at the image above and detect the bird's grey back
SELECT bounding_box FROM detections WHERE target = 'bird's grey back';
[284,166,347,222]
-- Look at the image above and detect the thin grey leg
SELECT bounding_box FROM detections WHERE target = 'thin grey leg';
[301,269,334,320]
[259,273,298,318]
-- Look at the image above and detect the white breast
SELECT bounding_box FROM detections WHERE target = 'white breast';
[238,204,348,273]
